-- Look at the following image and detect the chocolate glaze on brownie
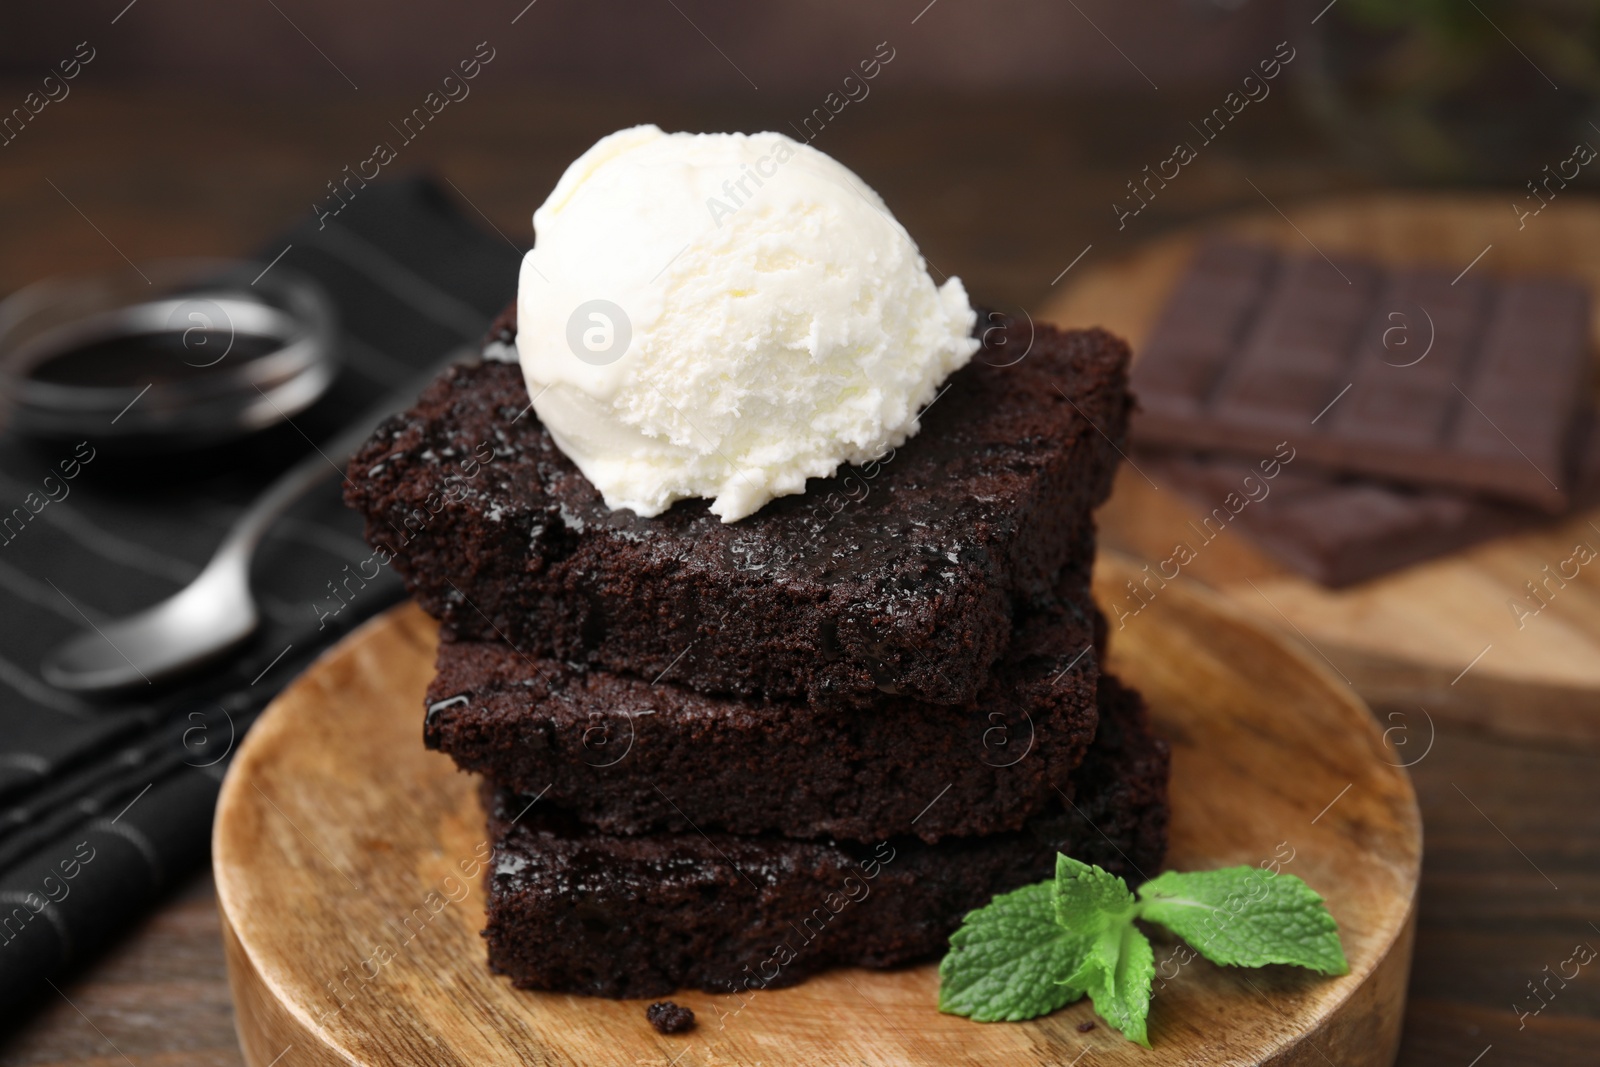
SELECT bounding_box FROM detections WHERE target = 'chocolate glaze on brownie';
[426,571,1101,843]
[345,317,1131,707]
[480,674,1168,998]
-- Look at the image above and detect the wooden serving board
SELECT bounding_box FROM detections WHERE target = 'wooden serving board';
[1048,194,1600,744]
[214,554,1420,1067]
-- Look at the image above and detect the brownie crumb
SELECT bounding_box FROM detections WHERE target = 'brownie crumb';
[1076,1020,1096,1032]
[647,1001,695,1033]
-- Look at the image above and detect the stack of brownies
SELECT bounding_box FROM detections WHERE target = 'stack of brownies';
[344,309,1169,998]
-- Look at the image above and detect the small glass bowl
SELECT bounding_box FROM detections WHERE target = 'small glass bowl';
[0,258,338,451]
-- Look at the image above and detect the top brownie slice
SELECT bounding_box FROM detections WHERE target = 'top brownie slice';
[345,316,1130,706]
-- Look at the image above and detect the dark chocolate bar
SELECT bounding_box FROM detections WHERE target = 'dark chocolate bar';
[1137,417,1600,587]
[1132,240,1591,512]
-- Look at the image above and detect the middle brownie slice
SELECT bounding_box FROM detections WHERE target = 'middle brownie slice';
[425,576,1102,844]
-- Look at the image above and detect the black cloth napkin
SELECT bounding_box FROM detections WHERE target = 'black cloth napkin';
[0,176,521,1010]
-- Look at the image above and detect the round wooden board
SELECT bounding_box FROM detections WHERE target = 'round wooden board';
[215,554,1420,1067]
[1046,193,1600,744]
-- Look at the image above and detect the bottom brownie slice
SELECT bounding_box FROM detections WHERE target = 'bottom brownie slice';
[481,674,1168,998]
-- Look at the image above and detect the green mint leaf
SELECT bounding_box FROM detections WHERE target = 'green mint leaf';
[1054,855,1153,1046]
[938,880,1088,1022]
[1064,917,1155,1047]
[1053,853,1138,926]
[1136,866,1349,976]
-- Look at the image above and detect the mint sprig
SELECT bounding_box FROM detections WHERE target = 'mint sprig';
[938,856,1348,1045]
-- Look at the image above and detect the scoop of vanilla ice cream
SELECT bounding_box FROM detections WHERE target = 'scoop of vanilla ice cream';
[516,124,979,522]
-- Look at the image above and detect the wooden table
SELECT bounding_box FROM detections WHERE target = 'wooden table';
[2,89,1596,1067]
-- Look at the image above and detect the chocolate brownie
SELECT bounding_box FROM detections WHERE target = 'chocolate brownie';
[425,572,1101,843]
[480,673,1168,998]
[345,316,1131,707]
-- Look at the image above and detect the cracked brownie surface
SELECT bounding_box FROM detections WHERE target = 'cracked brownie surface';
[345,317,1131,708]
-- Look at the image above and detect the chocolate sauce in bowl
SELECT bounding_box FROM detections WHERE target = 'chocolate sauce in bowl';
[26,330,284,388]
[1,263,339,450]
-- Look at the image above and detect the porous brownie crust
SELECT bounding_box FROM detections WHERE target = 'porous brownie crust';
[480,674,1168,998]
[345,317,1131,707]
[426,573,1102,844]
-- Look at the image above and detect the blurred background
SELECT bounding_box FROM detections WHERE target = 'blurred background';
[3,2,1600,1065]
[3,0,1598,308]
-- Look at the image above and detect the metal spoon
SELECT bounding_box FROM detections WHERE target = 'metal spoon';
[41,346,473,694]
